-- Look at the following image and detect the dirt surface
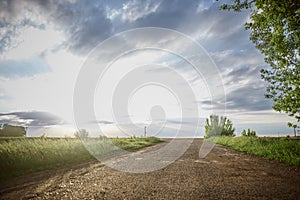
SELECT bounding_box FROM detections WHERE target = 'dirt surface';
[0,139,299,199]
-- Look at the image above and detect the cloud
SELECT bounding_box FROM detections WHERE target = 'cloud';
[54,1,112,54]
[166,119,193,125]
[109,0,248,47]
[0,111,65,126]
[0,56,50,78]
[0,0,251,56]
[211,48,265,70]
[0,0,52,54]
[198,83,272,112]
[119,0,160,22]
[198,58,271,112]
[133,0,198,29]
[0,0,292,136]
[97,120,114,125]
[0,0,112,55]
[224,65,263,86]
[169,1,252,52]
[225,86,272,111]
[90,120,114,125]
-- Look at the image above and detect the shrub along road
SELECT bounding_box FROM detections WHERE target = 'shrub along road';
[0,139,299,199]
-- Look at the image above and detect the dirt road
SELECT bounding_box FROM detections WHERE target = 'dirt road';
[0,139,299,199]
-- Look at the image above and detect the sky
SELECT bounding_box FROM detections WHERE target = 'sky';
[0,0,296,137]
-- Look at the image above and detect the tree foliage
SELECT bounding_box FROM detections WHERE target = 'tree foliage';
[241,129,257,137]
[287,122,298,137]
[205,115,235,138]
[219,0,300,127]
[0,124,26,137]
[74,129,89,139]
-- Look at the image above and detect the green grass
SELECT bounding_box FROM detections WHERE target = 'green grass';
[207,136,300,165]
[111,136,164,151]
[0,137,164,180]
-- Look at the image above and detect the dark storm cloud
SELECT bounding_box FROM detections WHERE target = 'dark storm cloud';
[225,86,272,111]
[54,1,112,54]
[149,1,251,52]
[117,0,255,75]
[0,111,65,126]
[198,83,272,112]
[196,5,251,51]
[118,0,250,51]
[0,0,250,56]
[0,0,112,55]
[224,64,265,86]
[198,55,272,112]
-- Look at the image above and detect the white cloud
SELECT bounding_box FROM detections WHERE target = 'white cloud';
[121,0,160,22]
[3,27,64,60]
[196,2,210,13]
[1,49,84,123]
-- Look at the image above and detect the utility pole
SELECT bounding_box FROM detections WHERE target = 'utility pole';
[144,126,147,137]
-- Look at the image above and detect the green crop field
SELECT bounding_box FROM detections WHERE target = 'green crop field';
[0,137,164,180]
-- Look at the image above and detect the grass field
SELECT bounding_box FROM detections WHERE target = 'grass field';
[0,137,164,180]
[207,136,300,165]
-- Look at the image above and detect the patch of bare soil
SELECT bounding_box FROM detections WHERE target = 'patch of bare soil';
[0,139,299,199]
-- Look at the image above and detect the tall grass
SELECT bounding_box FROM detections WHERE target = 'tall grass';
[0,137,164,180]
[111,136,164,151]
[207,136,300,165]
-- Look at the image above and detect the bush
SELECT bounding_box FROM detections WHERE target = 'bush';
[241,129,257,137]
[205,115,235,138]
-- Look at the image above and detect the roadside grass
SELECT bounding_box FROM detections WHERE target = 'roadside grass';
[111,136,164,151]
[0,137,164,180]
[207,136,300,165]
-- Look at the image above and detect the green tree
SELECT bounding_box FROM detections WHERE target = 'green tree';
[241,129,247,136]
[205,115,235,138]
[74,129,89,139]
[287,122,298,137]
[0,124,26,137]
[241,129,257,137]
[219,0,300,128]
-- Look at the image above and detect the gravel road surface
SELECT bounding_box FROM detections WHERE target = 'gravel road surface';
[0,139,299,199]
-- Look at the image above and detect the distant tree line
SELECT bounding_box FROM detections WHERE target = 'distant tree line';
[0,124,26,137]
